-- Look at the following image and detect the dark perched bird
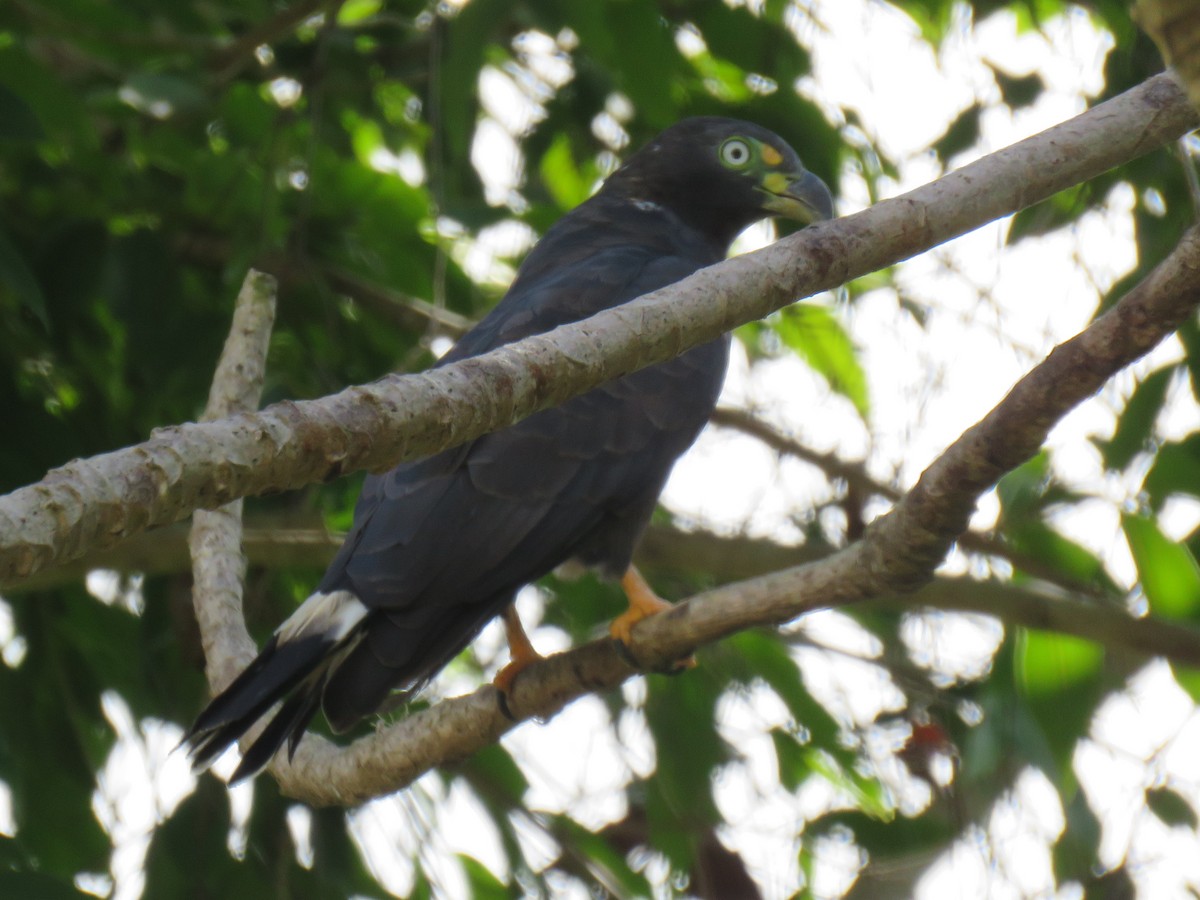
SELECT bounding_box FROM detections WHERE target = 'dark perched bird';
[185,117,834,781]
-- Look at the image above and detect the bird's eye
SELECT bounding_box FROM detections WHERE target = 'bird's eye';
[719,138,752,168]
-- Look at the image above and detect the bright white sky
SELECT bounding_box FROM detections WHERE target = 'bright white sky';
[2,2,1199,899]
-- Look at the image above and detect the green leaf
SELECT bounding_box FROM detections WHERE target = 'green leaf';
[726,631,840,748]
[338,0,382,24]
[643,672,726,871]
[468,743,529,801]
[1006,183,1092,245]
[1099,366,1174,470]
[894,0,956,44]
[0,83,43,141]
[1054,789,1103,884]
[584,1,682,127]
[0,596,112,878]
[459,855,508,899]
[1178,319,1200,402]
[538,133,595,211]
[1144,435,1200,510]
[932,102,982,163]
[1123,514,1200,619]
[804,748,893,821]
[1007,521,1114,588]
[644,673,724,822]
[771,728,810,791]
[983,634,1097,789]
[1017,630,1103,695]
[996,452,1051,519]
[988,64,1045,109]
[1174,653,1200,702]
[694,3,810,83]
[555,817,654,897]
[438,0,511,202]
[146,778,270,897]
[0,229,47,326]
[540,572,623,645]
[0,49,89,146]
[644,780,695,873]
[0,871,89,900]
[1146,786,1198,829]
[772,303,869,418]
[686,51,752,102]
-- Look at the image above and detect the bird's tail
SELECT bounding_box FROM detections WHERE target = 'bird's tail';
[183,589,367,782]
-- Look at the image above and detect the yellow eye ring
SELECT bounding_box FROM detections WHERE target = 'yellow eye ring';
[720,138,752,168]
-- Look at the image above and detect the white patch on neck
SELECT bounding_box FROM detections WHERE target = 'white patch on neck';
[276,590,367,644]
[632,199,662,213]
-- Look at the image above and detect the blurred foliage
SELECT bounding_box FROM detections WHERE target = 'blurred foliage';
[0,0,1197,897]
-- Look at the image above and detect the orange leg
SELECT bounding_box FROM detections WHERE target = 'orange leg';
[493,604,543,696]
[609,566,675,645]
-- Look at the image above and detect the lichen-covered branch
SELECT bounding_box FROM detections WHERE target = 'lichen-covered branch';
[0,73,1195,589]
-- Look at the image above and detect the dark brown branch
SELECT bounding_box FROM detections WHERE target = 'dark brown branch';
[209,0,330,83]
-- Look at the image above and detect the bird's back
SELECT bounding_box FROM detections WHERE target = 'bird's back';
[314,194,731,726]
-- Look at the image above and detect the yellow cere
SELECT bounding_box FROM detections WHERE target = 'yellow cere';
[760,144,783,166]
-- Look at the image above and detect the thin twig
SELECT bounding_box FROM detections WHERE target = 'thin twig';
[173,234,475,335]
[210,0,330,84]
[710,406,1117,600]
[188,271,277,693]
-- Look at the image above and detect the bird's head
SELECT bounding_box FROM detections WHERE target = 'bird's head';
[606,116,834,250]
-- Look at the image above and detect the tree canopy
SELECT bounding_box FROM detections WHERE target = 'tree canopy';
[2,0,1199,898]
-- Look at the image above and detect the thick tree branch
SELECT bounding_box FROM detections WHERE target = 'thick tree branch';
[188,271,277,692]
[0,73,1194,588]
[258,225,1200,805]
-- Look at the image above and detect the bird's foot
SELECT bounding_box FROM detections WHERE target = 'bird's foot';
[609,567,695,672]
[494,605,543,719]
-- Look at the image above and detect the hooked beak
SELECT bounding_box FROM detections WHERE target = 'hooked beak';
[759,169,835,225]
